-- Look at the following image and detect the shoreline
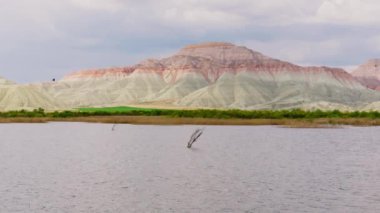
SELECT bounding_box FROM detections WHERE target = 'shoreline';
[1,116,380,127]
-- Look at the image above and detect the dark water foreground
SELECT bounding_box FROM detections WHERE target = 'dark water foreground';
[0,123,379,212]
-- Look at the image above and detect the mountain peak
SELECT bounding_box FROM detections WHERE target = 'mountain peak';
[364,59,380,68]
[176,41,269,62]
[352,59,380,77]
[181,42,235,50]
[351,59,380,90]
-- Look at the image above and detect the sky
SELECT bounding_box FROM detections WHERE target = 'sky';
[1,0,380,83]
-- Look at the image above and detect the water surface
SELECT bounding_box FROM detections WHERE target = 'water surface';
[0,123,379,212]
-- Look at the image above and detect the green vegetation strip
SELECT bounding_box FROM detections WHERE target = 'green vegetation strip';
[1,107,380,119]
[79,106,154,112]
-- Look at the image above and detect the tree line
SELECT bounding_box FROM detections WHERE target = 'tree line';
[1,108,380,119]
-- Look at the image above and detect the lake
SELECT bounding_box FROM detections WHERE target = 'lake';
[0,123,379,212]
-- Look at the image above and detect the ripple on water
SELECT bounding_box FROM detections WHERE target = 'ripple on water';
[0,123,379,212]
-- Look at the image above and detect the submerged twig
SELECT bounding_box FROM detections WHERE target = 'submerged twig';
[187,128,204,148]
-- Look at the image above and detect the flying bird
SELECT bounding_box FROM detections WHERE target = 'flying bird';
[187,128,204,148]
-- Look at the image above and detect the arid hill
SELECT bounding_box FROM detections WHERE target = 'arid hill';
[1,42,380,111]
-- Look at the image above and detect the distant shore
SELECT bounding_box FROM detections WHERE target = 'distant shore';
[2,116,380,128]
[1,107,380,127]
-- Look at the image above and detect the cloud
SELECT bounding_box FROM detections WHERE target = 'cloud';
[158,0,323,26]
[162,7,246,30]
[69,0,125,12]
[239,38,343,66]
[0,0,379,82]
[316,0,380,25]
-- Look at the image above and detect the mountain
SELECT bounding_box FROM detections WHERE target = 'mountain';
[0,76,15,85]
[1,42,380,111]
[164,43,374,109]
[351,59,380,91]
[0,83,63,111]
[0,76,63,110]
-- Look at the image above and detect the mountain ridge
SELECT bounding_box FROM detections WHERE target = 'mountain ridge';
[1,42,380,111]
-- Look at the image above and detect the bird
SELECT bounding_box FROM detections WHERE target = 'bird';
[187,128,204,148]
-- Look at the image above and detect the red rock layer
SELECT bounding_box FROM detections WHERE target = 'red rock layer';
[63,67,135,80]
[61,42,358,85]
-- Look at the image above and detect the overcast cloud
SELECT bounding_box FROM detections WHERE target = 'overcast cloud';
[0,0,379,82]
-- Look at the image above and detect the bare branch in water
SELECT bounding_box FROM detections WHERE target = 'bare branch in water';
[187,128,204,148]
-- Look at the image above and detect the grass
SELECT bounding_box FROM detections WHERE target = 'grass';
[1,107,380,127]
[79,106,153,113]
